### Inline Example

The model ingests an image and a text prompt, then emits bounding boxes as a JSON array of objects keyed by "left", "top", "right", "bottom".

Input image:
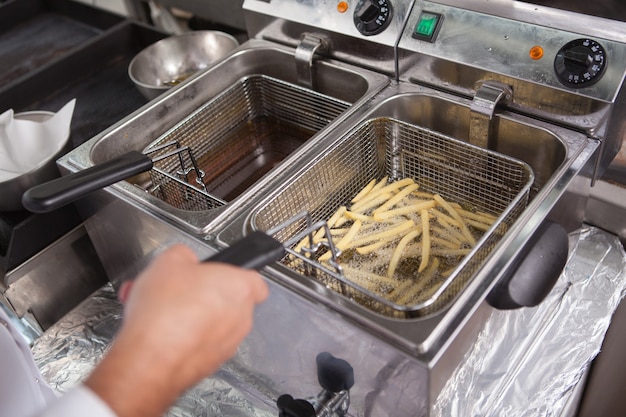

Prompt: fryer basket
[
  {"left": 251, "top": 117, "right": 534, "bottom": 318},
  {"left": 136, "top": 75, "right": 351, "bottom": 211}
]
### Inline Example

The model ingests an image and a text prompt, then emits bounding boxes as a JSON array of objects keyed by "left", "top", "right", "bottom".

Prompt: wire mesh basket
[
  {"left": 251, "top": 117, "right": 534, "bottom": 318},
  {"left": 135, "top": 75, "right": 351, "bottom": 211}
]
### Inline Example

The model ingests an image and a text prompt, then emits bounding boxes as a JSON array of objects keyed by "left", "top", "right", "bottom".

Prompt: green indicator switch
[{"left": 413, "top": 12, "right": 442, "bottom": 41}]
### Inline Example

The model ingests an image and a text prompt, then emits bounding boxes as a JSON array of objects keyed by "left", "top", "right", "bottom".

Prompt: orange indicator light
[
  {"left": 529, "top": 45, "right": 544, "bottom": 60},
  {"left": 337, "top": 1, "right": 349, "bottom": 13}
]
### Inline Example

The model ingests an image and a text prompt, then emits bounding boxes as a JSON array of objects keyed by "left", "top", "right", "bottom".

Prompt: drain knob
[
  {"left": 316, "top": 352, "right": 354, "bottom": 393},
  {"left": 353, "top": 0, "right": 393, "bottom": 36},
  {"left": 277, "top": 395, "right": 316, "bottom": 417},
  {"left": 276, "top": 353, "right": 354, "bottom": 417}
]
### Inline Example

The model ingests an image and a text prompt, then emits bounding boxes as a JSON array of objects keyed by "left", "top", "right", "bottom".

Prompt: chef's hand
[{"left": 84, "top": 245, "right": 269, "bottom": 417}]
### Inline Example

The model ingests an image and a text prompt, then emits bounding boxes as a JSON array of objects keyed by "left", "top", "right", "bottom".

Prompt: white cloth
[
  {"left": 0, "top": 99, "right": 75, "bottom": 181},
  {"left": 0, "top": 308, "right": 116, "bottom": 417},
  {"left": 33, "top": 385, "right": 116, "bottom": 417}
]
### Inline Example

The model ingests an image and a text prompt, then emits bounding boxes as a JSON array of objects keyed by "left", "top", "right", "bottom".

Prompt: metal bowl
[
  {"left": 128, "top": 30, "right": 239, "bottom": 100},
  {"left": 0, "top": 111, "right": 72, "bottom": 212}
]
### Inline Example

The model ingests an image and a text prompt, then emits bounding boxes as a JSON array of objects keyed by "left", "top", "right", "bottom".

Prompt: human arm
[{"left": 80, "top": 244, "right": 269, "bottom": 417}]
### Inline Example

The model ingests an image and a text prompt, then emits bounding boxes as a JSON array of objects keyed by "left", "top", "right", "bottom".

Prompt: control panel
[
  {"left": 243, "top": 0, "right": 410, "bottom": 47},
  {"left": 397, "top": 1, "right": 626, "bottom": 101}
]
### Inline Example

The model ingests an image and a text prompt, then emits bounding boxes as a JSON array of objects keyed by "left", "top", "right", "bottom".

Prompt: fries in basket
[{"left": 294, "top": 177, "right": 497, "bottom": 306}]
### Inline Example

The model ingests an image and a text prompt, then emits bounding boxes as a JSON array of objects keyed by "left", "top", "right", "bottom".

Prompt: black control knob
[
  {"left": 554, "top": 38, "right": 607, "bottom": 87},
  {"left": 353, "top": 0, "right": 393, "bottom": 36},
  {"left": 316, "top": 352, "right": 354, "bottom": 393}
]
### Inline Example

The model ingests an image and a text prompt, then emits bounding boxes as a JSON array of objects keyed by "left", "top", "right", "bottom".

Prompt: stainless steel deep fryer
[
  {"left": 251, "top": 117, "right": 533, "bottom": 317},
  {"left": 47, "top": 0, "right": 626, "bottom": 414}
]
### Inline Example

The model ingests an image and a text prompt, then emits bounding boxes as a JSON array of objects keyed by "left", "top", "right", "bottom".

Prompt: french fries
[
  {"left": 418, "top": 209, "right": 431, "bottom": 273},
  {"left": 388, "top": 229, "right": 421, "bottom": 278},
  {"left": 292, "top": 177, "right": 497, "bottom": 306}
]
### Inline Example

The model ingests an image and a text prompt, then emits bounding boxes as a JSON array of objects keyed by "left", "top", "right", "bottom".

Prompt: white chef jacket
[{"left": 0, "top": 308, "right": 116, "bottom": 417}]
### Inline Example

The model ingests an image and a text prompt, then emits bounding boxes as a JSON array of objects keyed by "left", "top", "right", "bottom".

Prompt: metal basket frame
[
  {"left": 252, "top": 117, "right": 534, "bottom": 318},
  {"left": 136, "top": 74, "right": 351, "bottom": 211}
]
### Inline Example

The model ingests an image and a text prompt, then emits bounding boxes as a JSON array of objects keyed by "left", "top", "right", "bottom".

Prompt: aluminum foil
[
  {"left": 30, "top": 225, "right": 626, "bottom": 416},
  {"left": 433, "top": 225, "right": 626, "bottom": 417},
  {"left": 30, "top": 286, "right": 275, "bottom": 417},
  {"left": 31, "top": 286, "right": 121, "bottom": 392}
]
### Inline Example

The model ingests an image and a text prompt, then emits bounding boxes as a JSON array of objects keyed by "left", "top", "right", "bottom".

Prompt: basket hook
[
  {"left": 295, "top": 34, "right": 327, "bottom": 89},
  {"left": 469, "top": 80, "right": 513, "bottom": 149}
]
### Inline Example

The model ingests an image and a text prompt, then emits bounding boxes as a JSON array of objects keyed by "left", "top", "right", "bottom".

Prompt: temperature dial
[
  {"left": 354, "top": 0, "right": 393, "bottom": 36},
  {"left": 554, "top": 38, "right": 607, "bottom": 87}
]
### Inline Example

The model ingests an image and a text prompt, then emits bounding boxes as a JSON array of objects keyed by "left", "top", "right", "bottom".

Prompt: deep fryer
[{"left": 48, "top": 0, "right": 626, "bottom": 415}]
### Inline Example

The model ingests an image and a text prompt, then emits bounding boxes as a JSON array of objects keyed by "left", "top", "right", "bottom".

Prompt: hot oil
[
  {"left": 185, "top": 116, "right": 315, "bottom": 201},
  {"left": 316, "top": 203, "right": 490, "bottom": 307}
]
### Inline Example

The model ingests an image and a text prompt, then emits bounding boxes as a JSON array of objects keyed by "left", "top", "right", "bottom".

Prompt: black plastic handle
[
  {"left": 487, "top": 220, "right": 569, "bottom": 310},
  {"left": 22, "top": 150, "right": 153, "bottom": 214},
  {"left": 205, "top": 231, "right": 285, "bottom": 270},
  {"left": 117, "top": 232, "right": 284, "bottom": 304}
]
